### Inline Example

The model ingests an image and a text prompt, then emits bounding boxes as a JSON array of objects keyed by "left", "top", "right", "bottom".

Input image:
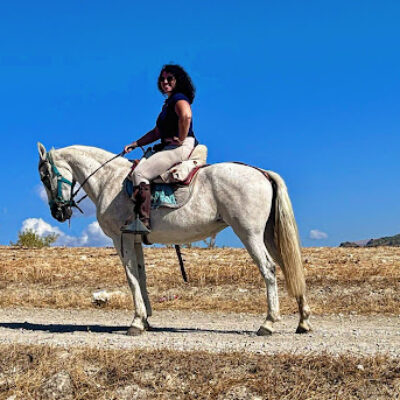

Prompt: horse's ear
[{"left": 37, "top": 142, "right": 47, "bottom": 161}]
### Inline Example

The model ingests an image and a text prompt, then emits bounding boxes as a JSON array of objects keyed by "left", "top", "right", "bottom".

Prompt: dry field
[
  {"left": 0, "top": 245, "right": 399, "bottom": 399},
  {"left": 0, "top": 345, "right": 399, "bottom": 399},
  {"left": 0, "top": 245, "right": 399, "bottom": 315}
]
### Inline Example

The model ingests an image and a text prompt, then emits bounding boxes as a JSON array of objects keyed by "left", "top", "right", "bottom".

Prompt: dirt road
[{"left": 0, "top": 308, "right": 398, "bottom": 357}]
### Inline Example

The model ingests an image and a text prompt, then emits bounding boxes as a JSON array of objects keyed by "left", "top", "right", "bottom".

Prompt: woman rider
[{"left": 121, "top": 64, "right": 197, "bottom": 234}]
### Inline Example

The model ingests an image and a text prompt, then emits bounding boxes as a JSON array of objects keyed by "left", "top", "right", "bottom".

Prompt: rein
[{"left": 71, "top": 151, "right": 125, "bottom": 207}]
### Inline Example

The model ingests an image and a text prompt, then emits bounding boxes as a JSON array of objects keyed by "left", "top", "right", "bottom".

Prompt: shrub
[
  {"left": 203, "top": 234, "right": 217, "bottom": 249},
  {"left": 10, "top": 229, "right": 59, "bottom": 248}
]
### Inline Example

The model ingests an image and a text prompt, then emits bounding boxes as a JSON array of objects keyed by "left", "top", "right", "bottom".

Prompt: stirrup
[{"left": 120, "top": 216, "right": 151, "bottom": 234}]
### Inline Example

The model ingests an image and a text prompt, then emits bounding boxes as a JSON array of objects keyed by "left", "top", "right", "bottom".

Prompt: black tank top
[{"left": 156, "top": 92, "right": 196, "bottom": 144}]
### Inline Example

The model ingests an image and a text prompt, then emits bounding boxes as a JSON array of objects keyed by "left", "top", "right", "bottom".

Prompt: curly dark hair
[{"left": 157, "top": 64, "right": 196, "bottom": 104}]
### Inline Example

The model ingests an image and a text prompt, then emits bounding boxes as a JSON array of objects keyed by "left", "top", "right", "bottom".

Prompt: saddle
[
  {"left": 155, "top": 144, "right": 208, "bottom": 184},
  {"left": 125, "top": 144, "right": 208, "bottom": 208},
  {"left": 128, "top": 144, "right": 207, "bottom": 185}
]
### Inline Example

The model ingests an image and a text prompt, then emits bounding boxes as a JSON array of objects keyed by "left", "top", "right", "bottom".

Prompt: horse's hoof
[
  {"left": 296, "top": 322, "right": 312, "bottom": 334},
  {"left": 126, "top": 326, "right": 144, "bottom": 336},
  {"left": 257, "top": 326, "right": 273, "bottom": 336},
  {"left": 143, "top": 320, "right": 152, "bottom": 331}
]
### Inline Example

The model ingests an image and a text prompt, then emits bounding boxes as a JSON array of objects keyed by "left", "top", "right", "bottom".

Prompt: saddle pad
[
  {"left": 123, "top": 179, "right": 177, "bottom": 209},
  {"left": 152, "top": 183, "right": 177, "bottom": 207}
]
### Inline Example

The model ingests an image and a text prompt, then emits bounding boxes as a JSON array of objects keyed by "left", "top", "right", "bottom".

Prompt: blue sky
[{"left": 1, "top": 1, "right": 399, "bottom": 247}]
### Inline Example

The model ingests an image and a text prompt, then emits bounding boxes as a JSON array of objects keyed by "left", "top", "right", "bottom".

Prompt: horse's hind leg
[
  {"left": 295, "top": 294, "right": 312, "bottom": 333},
  {"left": 264, "top": 219, "right": 312, "bottom": 334},
  {"left": 232, "top": 229, "right": 281, "bottom": 335},
  {"left": 254, "top": 243, "right": 281, "bottom": 336}
]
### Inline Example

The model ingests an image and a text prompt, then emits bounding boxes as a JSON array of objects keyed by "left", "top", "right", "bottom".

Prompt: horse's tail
[{"left": 265, "top": 170, "right": 305, "bottom": 298}]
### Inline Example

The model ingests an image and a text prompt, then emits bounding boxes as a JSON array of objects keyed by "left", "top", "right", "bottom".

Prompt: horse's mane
[
  {"left": 54, "top": 145, "right": 130, "bottom": 168},
  {"left": 63, "top": 145, "right": 117, "bottom": 157}
]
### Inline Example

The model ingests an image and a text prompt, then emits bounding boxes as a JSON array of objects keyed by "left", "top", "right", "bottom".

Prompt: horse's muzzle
[{"left": 51, "top": 203, "right": 72, "bottom": 222}]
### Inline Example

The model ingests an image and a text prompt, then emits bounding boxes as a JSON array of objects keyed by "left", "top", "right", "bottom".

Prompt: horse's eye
[{"left": 41, "top": 176, "right": 51, "bottom": 190}]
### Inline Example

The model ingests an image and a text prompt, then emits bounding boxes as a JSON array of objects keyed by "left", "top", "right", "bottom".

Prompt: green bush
[{"left": 10, "top": 229, "right": 59, "bottom": 248}]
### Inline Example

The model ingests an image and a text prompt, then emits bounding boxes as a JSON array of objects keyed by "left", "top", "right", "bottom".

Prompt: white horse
[{"left": 37, "top": 143, "right": 311, "bottom": 336}]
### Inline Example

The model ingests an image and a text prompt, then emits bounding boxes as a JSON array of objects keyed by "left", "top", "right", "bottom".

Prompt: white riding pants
[{"left": 132, "top": 137, "right": 195, "bottom": 186}]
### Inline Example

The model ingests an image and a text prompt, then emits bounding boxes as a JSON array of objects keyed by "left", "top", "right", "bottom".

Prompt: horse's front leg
[
  {"left": 134, "top": 238, "right": 152, "bottom": 318},
  {"left": 114, "top": 234, "right": 149, "bottom": 335}
]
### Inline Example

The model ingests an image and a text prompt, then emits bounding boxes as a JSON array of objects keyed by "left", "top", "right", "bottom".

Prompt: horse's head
[{"left": 37, "top": 142, "right": 74, "bottom": 222}]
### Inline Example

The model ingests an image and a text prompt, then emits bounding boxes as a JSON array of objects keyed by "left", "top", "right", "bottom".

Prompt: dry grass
[
  {"left": 0, "top": 246, "right": 399, "bottom": 315},
  {"left": 0, "top": 344, "right": 399, "bottom": 399}
]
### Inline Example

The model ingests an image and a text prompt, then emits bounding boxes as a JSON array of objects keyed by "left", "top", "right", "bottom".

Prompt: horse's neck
[{"left": 56, "top": 146, "right": 126, "bottom": 205}]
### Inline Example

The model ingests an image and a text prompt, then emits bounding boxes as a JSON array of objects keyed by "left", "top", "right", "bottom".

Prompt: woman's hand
[{"left": 123, "top": 141, "right": 138, "bottom": 154}]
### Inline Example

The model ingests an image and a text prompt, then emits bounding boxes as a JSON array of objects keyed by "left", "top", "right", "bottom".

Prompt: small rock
[
  {"left": 92, "top": 289, "right": 125, "bottom": 305},
  {"left": 40, "top": 371, "right": 73, "bottom": 399},
  {"left": 357, "top": 364, "right": 364, "bottom": 371},
  {"left": 82, "top": 362, "right": 101, "bottom": 376}
]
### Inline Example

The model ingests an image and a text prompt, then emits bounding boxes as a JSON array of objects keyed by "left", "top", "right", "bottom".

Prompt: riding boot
[
  {"left": 135, "top": 182, "right": 151, "bottom": 231},
  {"left": 121, "top": 183, "right": 151, "bottom": 234}
]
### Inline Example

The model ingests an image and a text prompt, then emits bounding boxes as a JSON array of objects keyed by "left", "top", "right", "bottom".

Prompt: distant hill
[
  {"left": 339, "top": 234, "right": 400, "bottom": 247},
  {"left": 366, "top": 234, "right": 400, "bottom": 247},
  {"left": 340, "top": 241, "right": 363, "bottom": 248}
]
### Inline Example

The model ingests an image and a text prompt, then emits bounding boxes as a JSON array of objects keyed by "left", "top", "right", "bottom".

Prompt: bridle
[{"left": 40, "top": 149, "right": 124, "bottom": 221}]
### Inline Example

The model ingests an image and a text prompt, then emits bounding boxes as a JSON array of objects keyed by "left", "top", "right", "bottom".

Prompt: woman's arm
[
  {"left": 175, "top": 100, "right": 192, "bottom": 143},
  {"left": 124, "top": 127, "right": 161, "bottom": 154}
]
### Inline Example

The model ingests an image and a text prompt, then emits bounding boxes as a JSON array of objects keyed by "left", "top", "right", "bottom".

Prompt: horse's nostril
[
  {"left": 51, "top": 204, "right": 69, "bottom": 222},
  {"left": 51, "top": 208, "right": 58, "bottom": 219}
]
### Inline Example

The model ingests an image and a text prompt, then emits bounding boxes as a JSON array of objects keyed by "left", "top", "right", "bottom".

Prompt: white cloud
[
  {"left": 309, "top": 229, "right": 328, "bottom": 240},
  {"left": 36, "top": 184, "right": 48, "bottom": 203},
  {"left": 22, "top": 218, "right": 63, "bottom": 237},
  {"left": 82, "top": 221, "right": 112, "bottom": 246},
  {"left": 20, "top": 218, "right": 112, "bottom": 247}
]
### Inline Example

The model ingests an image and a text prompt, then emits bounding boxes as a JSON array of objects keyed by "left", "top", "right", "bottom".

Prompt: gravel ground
[{"left": 0, "top": 307, "right": 399, "bottom": 357}]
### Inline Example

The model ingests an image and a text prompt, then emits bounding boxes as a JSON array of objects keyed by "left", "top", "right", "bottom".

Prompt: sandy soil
[{"left": 0, "top": 307, "right": 398, "bottom": 357}]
